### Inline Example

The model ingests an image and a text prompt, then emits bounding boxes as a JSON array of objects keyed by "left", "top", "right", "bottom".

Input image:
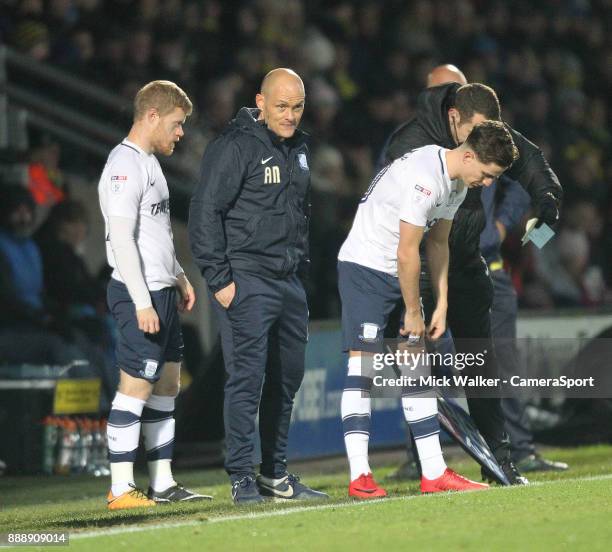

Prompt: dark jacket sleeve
[
  {"left": 188, "top": 134, "right": 246, "bottom": 293},
  {"left": 495, "top": 176, "right": 531, "bottom": 231},
  {"left": 505, "top": 126, "right": 563, "bottom": 224}
]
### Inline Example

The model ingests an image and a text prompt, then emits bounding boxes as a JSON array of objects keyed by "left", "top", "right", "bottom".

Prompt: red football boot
[
  {"left": 421, "top": 468, "right": 489, "bottom": 494},
  {"left": 348, "top": 473, "right": 388, "bottom": 499}
]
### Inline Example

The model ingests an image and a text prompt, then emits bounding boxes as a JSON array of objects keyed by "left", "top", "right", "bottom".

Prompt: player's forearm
[
  {"left": 175, "top": 260, "right": 184, "bottom": 278},
  {"left": 108, "top": 216, "right": 152, "bottom": 309},
  {"left": 397, "top": 245, "right": 421, "bottom": 314},
  {"left": 425, "top": 237, "right": 449, "bottom": 310}
]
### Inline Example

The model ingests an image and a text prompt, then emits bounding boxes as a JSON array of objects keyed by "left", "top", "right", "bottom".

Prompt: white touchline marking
[{"left": 72, "top": 473, "right": 612, "bottom": 540}]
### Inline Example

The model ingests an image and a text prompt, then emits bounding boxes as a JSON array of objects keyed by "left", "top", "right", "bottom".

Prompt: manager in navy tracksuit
[{"left": 189, "top": 69, "right": 327, "bottom": 504}]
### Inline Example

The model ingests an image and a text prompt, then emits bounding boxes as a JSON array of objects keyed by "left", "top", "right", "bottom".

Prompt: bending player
[{"left": 338, "top": 121, "right": 518, "bottom": 498}]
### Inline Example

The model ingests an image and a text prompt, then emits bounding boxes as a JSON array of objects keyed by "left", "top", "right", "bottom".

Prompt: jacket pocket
[
  {"left": 240, "top": 210, "right": 288, "bottom": 253},
  {"left": 227, "top": 214, "right": 261, "bottom": 251},
  {"left": 214, "top": 279, "right": 242, "bottom": 311},
  {"left": 254, "top": 211, "right": 289, "bottom": 248}
]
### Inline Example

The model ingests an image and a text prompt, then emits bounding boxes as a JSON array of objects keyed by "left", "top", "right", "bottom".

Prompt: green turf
[{"left": 1, "top": 445, "right": 611, "bottom": 551}]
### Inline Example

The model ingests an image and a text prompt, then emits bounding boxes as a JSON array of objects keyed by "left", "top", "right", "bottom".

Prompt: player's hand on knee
[
  {"left": 400, "top": 310, "right": 425, "bottom": 341},
  {"left": 215, "top": 282, "right": 236, "bottom": 309},
  {"left": 137, "top": 307, "right": 160, "bottom": 334}
]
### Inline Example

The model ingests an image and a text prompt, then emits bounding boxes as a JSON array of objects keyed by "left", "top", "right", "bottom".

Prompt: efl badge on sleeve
[{"left": 111, "top": 175, "right": 127, "bottom": 194}]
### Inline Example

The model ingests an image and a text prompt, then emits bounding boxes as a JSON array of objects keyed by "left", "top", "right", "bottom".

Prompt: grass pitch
[{"left": 1, "top": 445, "right": 611, "bottom": 551}]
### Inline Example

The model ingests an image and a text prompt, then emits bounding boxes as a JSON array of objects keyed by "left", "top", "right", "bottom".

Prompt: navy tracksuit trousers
[
  {"left": 210, "top": 270, "right": 308, "bottom": 480},
  {"left": 490, "top": 268, "right": 536, "bottom": 462}
]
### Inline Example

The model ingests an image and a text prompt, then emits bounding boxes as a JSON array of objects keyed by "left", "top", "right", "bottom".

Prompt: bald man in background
[
  {"left": 427, "top": 64, "right": 467, "bottom": 87},
  {"left": 189, "top": 69, "right": 328, "bottom": 503}
]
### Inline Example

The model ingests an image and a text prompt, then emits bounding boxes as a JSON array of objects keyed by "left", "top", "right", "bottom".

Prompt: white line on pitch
[{"left": 73, "top": 473, "right": 612, "bottom": 540}]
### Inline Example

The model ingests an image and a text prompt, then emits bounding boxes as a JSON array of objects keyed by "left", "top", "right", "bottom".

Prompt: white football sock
[
  {"left": 108, "top": 392, "right": 145, "bottom": 496},
  {"left": 142, "top": 394, "right": 177, "bottom": 492},
  {"left": 402, "top": 395, "right": 446, "bottom": 480},
  {"left": 342, "top": 356, "right": 372, "bottom": 481}
]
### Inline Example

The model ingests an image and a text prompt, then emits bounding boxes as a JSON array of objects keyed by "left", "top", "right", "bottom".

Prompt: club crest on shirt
[
  {"left": 142, "top": 359, "right": 158, "bottom": 378},
  {"left": 298, "top": 153, "right": 309, "bottom": 171},
  {"left": 359, "top": 322, "right": 380, "bottom": 343}
]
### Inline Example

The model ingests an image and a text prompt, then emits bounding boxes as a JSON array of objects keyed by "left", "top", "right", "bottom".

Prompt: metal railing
[{"left": 0, "top": 46, "right": 194, "bottom": 195}]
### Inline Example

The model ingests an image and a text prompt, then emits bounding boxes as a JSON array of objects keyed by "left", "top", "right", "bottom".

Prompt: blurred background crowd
[{"left": 1, "top": 0, "right": 611, "bottom": 321}]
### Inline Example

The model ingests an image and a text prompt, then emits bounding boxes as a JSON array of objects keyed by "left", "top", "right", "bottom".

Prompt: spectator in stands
[
  {"left": 533, "top": 201, "right": 609, "bottom": 307},
  {"left": 35, "top": 200, "right": 108, "bottom": 338},
  {"left": 0, "top": 184, "right": 75, "bottom": 361},
  {"left": 309, "top": 144, "right": 355, "bottom": 318},
  {"left": 11, "top": 19, "right": 50, "bottom": 61},
  {"left": 0, "top": 185, "right": 45, "bottom": 317},
  {"left": 27, "top": 133, "right": 66, "bottom": 225},
  {"left": 0, "top": 184, "right": 114, "bottom": 405},
  {"left": 3, "top": 0, "right": 611, "bottom": 313}
]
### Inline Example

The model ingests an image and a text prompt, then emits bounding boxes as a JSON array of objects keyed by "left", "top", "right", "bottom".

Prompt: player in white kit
[
  {"left": 337, "top": 121, "right": 518, "bottom": 498},
  {"left": 99, "top": 80, "right": 209, "bottom": 509}
]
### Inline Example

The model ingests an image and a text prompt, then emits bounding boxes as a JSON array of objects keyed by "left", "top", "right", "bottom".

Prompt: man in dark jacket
[
  {"left": 189, "top": 68, "right": 328, "bottom": 504},
  {"left": 381, "top": 81, "right": 562, "bottom": 485}
]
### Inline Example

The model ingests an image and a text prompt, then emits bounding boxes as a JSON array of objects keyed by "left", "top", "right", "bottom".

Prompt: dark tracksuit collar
[{"left": 415, "top": 82, "right": 461, "bottom": 149}]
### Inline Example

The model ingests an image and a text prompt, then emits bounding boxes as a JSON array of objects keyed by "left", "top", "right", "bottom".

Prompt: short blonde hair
[{"left": 134, "top": 80, "right": 193, "bottom": 121}]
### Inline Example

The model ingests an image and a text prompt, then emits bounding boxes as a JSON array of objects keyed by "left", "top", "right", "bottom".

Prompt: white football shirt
[
  {"left": 98, "top": 139, "right": 180, "bottom": 290},
  {"left": 338, "top": 145, "right": 467, "bottom": 276}
]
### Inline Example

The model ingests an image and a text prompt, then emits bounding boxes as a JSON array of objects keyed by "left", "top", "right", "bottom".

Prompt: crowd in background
[{"left": 1, "top": 0, "right": 611, "bottom": 318}]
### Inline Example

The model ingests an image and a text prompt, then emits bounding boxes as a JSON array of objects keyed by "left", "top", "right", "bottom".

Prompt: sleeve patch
[{"left": 111, "top": 175, "right": 128, "bottom": 194}]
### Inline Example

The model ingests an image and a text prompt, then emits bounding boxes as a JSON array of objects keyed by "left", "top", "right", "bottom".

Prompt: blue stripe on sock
[
  {"left": 108, "top": 408, "right": 141, "bottom": 426},
  {"left": 401, "top": 384, "right": 433, "bottom": 396},
  {"left": 342, "top": 413, "right": 371, "bottom": 434},
  {"left": 344, "top": 375, "right": 373, "bottom": 391},
  {"left": 146, "top": 439, "right": 174, "bottom": 461},
  {"left": 408, "top": 415, "right": 441, "bottom": 439},
  {"left": 141, "top": 407, "right": 174, "bottom": 423},
  {"left": 109, "top": 448, "right": 138, "bottom": 463}
]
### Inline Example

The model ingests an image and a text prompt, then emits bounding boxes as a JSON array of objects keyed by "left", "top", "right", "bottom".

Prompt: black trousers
[
  {"left": 210, "top": 270, "right": 308, "bottom": 480},
  {"left": 417, "top": 260, "right": 511, "bottom": 460},
  {"left": 490, "top": 268, "right": 536, "bottom": 462}
]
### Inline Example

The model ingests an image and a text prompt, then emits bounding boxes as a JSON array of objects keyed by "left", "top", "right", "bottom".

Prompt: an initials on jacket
[{"left": 264, "top": 166, "right": 281, "bottom": 184}]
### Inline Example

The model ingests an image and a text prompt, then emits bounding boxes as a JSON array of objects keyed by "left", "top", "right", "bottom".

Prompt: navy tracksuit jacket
[{"left": 189, "top": 108, "right": 311, "bottom": 479}]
